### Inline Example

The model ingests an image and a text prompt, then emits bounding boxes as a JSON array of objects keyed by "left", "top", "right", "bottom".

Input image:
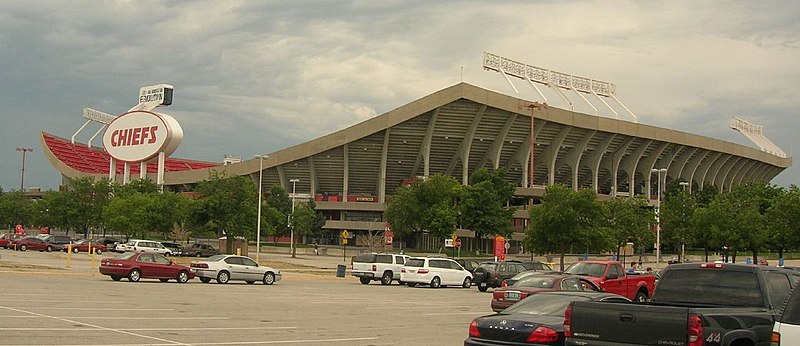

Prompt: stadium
[{"left": 40, "top": 70, "right": 792, "bottom": 250}]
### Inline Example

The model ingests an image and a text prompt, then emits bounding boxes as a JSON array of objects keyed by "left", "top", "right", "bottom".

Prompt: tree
[
  {"left": 146, "top": 191, "right": 193, "bottom": 240},
  {"left": 661, "top": 182, "right": 695, "bottom": 261},
  {"left": 766, "top": 186, "right": 800, "bottom": 261},
  {"left": 526, "top": 184, "right": 608, "bottom": 270},
  {"left": 460, "top": 168, "right": 516, "bottom": 251},
  {"left": 291, "top": 201, "right": 326, "bottom": 244},
  {"left": 264, "top": 185, "right": 291, "bottom": 241},
  {"left": 603, "top": 196, "right": 655, "bottom": 261},
  {"left": 103, "top": 193, "right": 152, "bottom": 239},
  {"left": 0, "top": 191, "right": 33, "bottom": 230},
  {"left": 193, "top": 172, "right": 257, "bottom": 253},
  {"left": 53, "top": 177, "right": 111, "bottom": 237}
]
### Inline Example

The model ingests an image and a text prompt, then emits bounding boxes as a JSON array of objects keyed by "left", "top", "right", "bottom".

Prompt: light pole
[
  {"left": 651, "top": 168, "right": 667, "bottom": 269},
  {"left": 679, "top": 181, "right": 689, "bottom": 262},
  {"left": 255, "top": 154, "right": 268, "bottom": 263},
  {"left": 16, "top": 147, "right": 33, "bottom": 191},
  {"left": 289, "top": 178, "right": 299, "bottom": 258}
]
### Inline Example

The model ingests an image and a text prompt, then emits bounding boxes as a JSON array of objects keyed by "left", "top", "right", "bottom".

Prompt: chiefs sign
[{"left": 102, "top": 110, "right": 183, "bottom": 162}]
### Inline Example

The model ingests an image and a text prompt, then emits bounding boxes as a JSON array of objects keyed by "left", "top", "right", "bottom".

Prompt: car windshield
[
  {"left": 116, "top": 252, "right": 137, "bottom": 260},
  {"left": 514, "top": 276, "right": 558, "bottom": 288},
  {"left": 206, "top": 255, "right": 227, "bottom": 262},
  {"left": 478, "top": 263, "right": 497, "bottom": 271},
  {"left": 564, "top": 262, "right": 606, "bottom": 277},
  {"left": 504, "top": 294, "right": 589, "bottom": 315}
]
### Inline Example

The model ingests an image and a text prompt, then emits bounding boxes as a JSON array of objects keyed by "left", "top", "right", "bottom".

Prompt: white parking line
[
  {"left": 191, "top": 337, "right": 380, "bottom": 345},
  {"left": 0, "top": 327, "right": 295, "bottom": 331},
  {"left": 25, "top": 307, "right": 173, "bottom": 311},
  {"left": 0, "top": 316, "right": 229, "bottom": 320},
  {"left": 0, "top": 305, "right": 188, "bottom": 345}
]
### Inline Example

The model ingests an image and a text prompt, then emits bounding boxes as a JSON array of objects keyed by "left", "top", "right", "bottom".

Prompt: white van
[
  {"left": 400, "top": 257, "right": 472, "bottom": 288},
  {"left": 121, "top": 239, "right": 173, "bottom": 256}
]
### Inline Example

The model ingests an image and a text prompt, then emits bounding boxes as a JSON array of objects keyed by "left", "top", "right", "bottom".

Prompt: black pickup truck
[{"left": 565, "top": 263, "right": 800, "bottom": 346}]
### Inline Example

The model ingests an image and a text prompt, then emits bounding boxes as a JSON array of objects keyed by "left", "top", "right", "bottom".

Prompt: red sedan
[
  {"left": 10, "top": 236, "right": 61, "bottom": 252},
  {"left": 0, "top": 233, "right": 22, "bottom": 249},
  {"left": 64, "top": 239, "right": 108, "bottom": 254},
  {"left": 491, "top": 274, "right": 599, "bottom": 312},
  {"left": 99, "top": 252, "right": 195, "bottom": 283}
]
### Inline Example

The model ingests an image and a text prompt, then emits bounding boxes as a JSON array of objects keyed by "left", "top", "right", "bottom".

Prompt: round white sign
[{"left": 103, "top": 111, "right": 172, "bottom": 162}]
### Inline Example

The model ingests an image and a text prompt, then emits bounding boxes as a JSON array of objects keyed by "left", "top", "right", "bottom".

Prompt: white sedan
[
  {"left": 400, "top": 257, "right": 472, "bottom": 288},
  {"left": 190, "top": 254, "right": 282, "bottom": 285}
]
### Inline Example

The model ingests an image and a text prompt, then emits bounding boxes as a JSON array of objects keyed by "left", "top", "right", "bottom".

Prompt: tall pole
[
  {"left": 16, "top": 147, "right": 33, "bottom": 191},
  {"left": 255, "top": 155, "right": 267, "bottom": 263},
  {"left": 651, "top": 168, "right": 667, "bottom": 269},
  {"left": 289, "top": 178, "right": 299, "bottom": 258},
  {"left": 679, "top": 181, "right": 689, "bottom": 263}
]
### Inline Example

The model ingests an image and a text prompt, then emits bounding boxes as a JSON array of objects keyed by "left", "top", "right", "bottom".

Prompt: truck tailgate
[{"left": 569, "top": 301, "right": 690, "bottom": 345}]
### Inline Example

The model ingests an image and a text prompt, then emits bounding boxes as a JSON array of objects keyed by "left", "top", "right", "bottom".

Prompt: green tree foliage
[
  {"left": 526, "top": 184, "right": 607, "bottom": 270},
  {"left": 766, "top": 186, "right": 800, "bottom": 260},
  {"left": 52, "top": 177, "right": 111, "bottom": 236},
  {"left": 384, "top": 174, "right": 463, "bottom": 246},
  {"left": 264, "top": 185, "right": 291, "bottom": 240},
  {"left": 291, "top": 201, "right": 326, "bottom": 242},
  {"left": 112, "top": 179, "right": 160, "bottom": 197},
  {"left": 460, "top": 168, "right": 516, "bottom": 249},
  {"left": 603, "top": 196, "right": 655, "bottom": 258},
  {"left": 0, "top": 191, "right": 33, "bottom": 229},
  {"left": 103, "top": 193, "right": 151, "bottom": 239},
  {"left": 661, "top": 181, "right": 696, "bottom": 260},
  {"left": 146, "top": 191, "right": 193, "bottom": 240},
  {"left": 193, "top": 172, "right": 257, "bottom": 252}
]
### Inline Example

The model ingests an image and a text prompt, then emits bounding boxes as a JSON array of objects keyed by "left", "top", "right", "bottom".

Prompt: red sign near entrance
[{"left": 494, "top": 236, "right": 505, "bottom": 260}]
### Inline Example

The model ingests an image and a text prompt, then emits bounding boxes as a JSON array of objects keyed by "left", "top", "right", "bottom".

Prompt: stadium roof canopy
[{"left": 42, "top": 83, "right": 791, "bottom": 200}]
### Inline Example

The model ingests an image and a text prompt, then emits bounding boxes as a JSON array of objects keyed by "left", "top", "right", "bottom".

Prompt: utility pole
[{"left": 16, "top": 147, "right": 33, "bottom": 191}]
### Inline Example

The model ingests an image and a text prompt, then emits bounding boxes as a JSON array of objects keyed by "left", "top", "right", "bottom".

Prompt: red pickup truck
[{"left": 563, "top": 260, "right": 655, "bottom": 302}]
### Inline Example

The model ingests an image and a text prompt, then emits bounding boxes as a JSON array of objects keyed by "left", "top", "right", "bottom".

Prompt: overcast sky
[{"left": 1, "top": 1, "right": 798, "bottom": 192}]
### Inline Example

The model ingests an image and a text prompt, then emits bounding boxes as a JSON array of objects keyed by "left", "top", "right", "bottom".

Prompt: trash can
[{"left": 336, "top": 265, "right": 346, "bottom": 278}]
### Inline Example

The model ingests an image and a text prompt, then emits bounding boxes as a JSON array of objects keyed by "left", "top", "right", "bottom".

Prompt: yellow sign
[
  {"left": 452, "top": 232, "right": 458, "bottom": 241},
  {"left": 341, "top": 230, "right": 349, "bottom": 238},
  {"left": 343, "top": 238, "right": 348, "bottom": 245}
]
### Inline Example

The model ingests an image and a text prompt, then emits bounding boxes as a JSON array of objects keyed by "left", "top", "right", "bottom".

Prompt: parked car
[
  {"left": 64, "top": 239, "right": 108, "bottom": 254},
  {"left": 190, "top": 254, "right": 281, "bottom": 285},
  {"left": 119, "top": 239, "right": 173, "bottom": 256},
  {"left": 490, "top": 274, "right": 599, "bottom": 312},
  {"left": 772, "top": 286, "right": 800, "bottom": 345},
  {"left": 455, "top": 258, "right": 483, "bottom": 276},
  {"left": 0, "top": 233, "right": 23, "bottom": 249},
  {"left": 563, "top": 260, "right": 656, "bottom": 302},
  {"left": 161, "top": 242, "right": 184, "bottom": 256},
  {"left": 99, "top": 252, "right": 194, "bottom": 283},
  {"left": 465, "top": 291, "right": 630, "bottom": 346},
  {"left": 473, "top": 260, "right": 554, "bottom": 292},
  {"left": 183, "top": 243, "right": 219, "bottom": 258},
  {"left": 400, "top": 257, "right": 472, "bottom": 289},
  {"left": 351, "top": 252, "right": 409, "bottom": 285},
  {"left": 11, "top": 236, "right": 62, "bottom": 252},
  {"left": 41, "top": 234, "right": 73, "bottom": 248},
  {"left": 501, "top": 269, "right": 561, "bottom": 287},
  {"left": 93, "top": 237, "right": 125, "bottom": 252}
]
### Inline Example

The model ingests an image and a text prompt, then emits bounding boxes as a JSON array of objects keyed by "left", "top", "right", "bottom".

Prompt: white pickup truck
[{"left": 352, "top": 253, "right": 409, "bottom": 285}]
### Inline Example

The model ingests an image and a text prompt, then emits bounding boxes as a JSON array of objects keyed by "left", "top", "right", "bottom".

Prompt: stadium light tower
[
  {"left": 16, "top": 147, "right": 33, "bottom": 191},
  {"left": 255, "top": 154, "right": 269, "bottom": 263},
  {"left": 651, "top": 168, "right": 667, "bottom": 269},
  {"left": 289, "top": 178, "right": 300, "bottom": 258}
]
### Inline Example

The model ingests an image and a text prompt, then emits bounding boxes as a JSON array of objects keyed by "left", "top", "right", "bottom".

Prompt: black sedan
[{"left": 465, "top": 291, "right": 630, "bottom": 345}]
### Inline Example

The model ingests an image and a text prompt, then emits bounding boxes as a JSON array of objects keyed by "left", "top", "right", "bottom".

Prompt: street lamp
[
  {"left": 16, "top": 147, "right": 33, "bottom": 191},
  {"left": 289, "top": 178, "right": 300, "bottom": 258},
  {"left": 651, "top": 168, "right": 667, "bottom": 269},
  {"left": 678, "top": 181, "right": 689, "bottom": 262},
  {"left": 255, "top": 154, "right": 268, "bottom": 263}
]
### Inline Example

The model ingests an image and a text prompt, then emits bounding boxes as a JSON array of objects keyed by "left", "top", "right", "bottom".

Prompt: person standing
[{"left": 314, "top": 243, "right": 319, "bottom": 256}]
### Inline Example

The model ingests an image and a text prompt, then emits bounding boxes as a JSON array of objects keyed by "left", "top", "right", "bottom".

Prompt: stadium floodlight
[
  {"left": 729, "top": 117, "right": 787, "bottom": 158},
  {"left": 482, "top": 51, "right": 638, "bottom": 122}
]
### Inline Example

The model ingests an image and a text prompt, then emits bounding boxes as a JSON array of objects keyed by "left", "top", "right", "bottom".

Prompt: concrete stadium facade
[{"left": 42, "top": 83, "right": 792, "bottom": 246}]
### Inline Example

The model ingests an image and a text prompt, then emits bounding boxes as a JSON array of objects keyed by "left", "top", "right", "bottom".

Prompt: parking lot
[{"left": 0, "top": 250, "right": 489, "bottom": 345}]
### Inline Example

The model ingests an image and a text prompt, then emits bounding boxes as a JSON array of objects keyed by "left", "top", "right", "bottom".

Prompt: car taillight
[
  {"left": 563, "top": 304, "right": 573, "bottom": 338},
  {"left": 772, "top": 331, "right": 781, "bottom": 345},
  {"left": 700, "top": 263, "right": 722, "bottom": 269},
  {"left": 191, "top": 263, "right": 209, "bottom": 269},
  {"left": 468, "top": 320, "right": 480, "bottom": 337},
  {"left": 372, "top": 264, "right": 376, "bottom": 271},
  {"left": 418, "top": 269, "right": 429, "bottom": 274},
  {"left": 687, "top": 313, "right": 704, "bottom": 346},
  {"left": 526, "top": 326, "right": 558, "bottom": 343},
  {"left": 493, "top": 291, "right": 504, "bottom": 299},
  {"left": 401, "top": 268, "right": 406, "bottom": 273},
  {"left": 501, "top": 280, "right": 508, "bottom": 287}
]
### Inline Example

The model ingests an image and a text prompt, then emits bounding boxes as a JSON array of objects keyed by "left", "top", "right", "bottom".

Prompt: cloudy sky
[{"left": 1, "top": 1, "right": 798, "bottom": 191}]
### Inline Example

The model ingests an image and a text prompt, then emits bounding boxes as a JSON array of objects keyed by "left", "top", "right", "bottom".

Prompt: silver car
[{"left": 190, "top": 254, "right": 281, "bottom": 285}]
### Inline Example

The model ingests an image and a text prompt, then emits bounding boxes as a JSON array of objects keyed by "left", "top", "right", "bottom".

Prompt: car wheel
[
  {"left": 359, "top": 277, "right": 371, "bottom": 285},
  {"left": 217, "top": 271, "right": 230, "bottom": 284},
  {"left": 20, "top": 245, "right": 27, "bottom": 251},
  {"left": 478, "top": 285, "right": 488, "bottom": 292},
  {"left": 263, "top": 272, "right": 276, "bottom": 285},
  {"left": 95, "top": 249, "right": 103, "bottom": 255},
  {"left": 635, "top": 291, "right": 648, "bottom": 303},
  {"left": 128, "top": 269, "right": 141, "bottom": 282},
  {"left": 159, "top": 278, "right": 169, "bottom": 283},
  {"left": 177, "top": 271, "right": 189, "bottom": 283},
  {"left": 72, "top": 247, "right": 79, "bottom": 254},
  {"left": 46, "top": 246, "right": 53, "bottom": 252},
  {"left": 380, "top": 271, "right": 393, "bottom": 285},
  {"left": 200, "top": 277, "right": 211, "bottom": 284},
  {"left": 110, "top": 275, "right": 122, "bottom": 281},
  {"left": 431, "top": 276, "right": 441, "bottom": 288},
  {"left": 462, "top": 277, "right": 472, "bottom": 288}
]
